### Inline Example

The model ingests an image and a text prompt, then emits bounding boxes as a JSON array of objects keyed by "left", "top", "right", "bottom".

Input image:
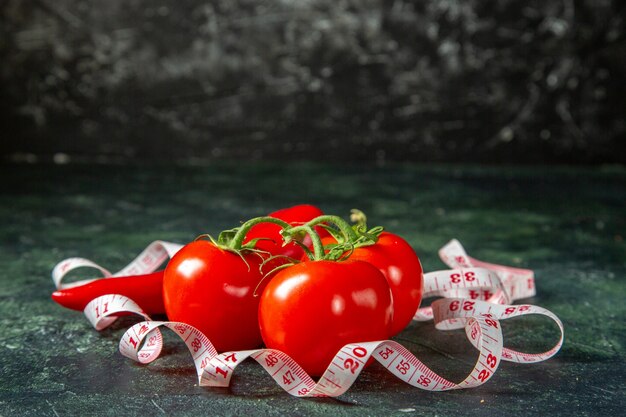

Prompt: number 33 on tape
[{"left": 78, "top": 239, "right": 564, "bottom": 397}]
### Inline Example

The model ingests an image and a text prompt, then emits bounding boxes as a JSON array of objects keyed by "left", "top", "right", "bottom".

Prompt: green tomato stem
[
  {"left": 229, "top": 216, "right": 292, "bottom": 250},
  {"left": 350, "top": 209, "right": 368, "bottom": 233},
  {"left": 303, "top": 215, "right": 358, "bottom": 243},
  {"left": 283, "top": 225, "right": 325, "bottom": 261}
]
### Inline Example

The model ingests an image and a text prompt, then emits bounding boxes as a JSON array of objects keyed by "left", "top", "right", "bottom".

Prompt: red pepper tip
[{"left": 51, "top": 288, "right": 81, "bottom": 310}]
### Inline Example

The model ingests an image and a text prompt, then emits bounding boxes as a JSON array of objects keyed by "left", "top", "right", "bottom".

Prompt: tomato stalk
[
  {"left": 196, "top": 216, "right": 292, "bottom": 257},
  {"left": 282, "top": 225, "right": 325, "bottom": 261},
  {"left": 301, "top": 212, "right": 383, "bottom": 258},
  {"left": 349, "top": 209, "right": 384, "bottom": 242},
  {"left": 228, "top": 216, "right": 292, "bottom": 251},
  {"left": 302, "top": 215, "right": 358, "bottom": 242}
]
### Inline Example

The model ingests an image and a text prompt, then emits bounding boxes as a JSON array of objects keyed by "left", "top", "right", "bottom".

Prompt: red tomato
[
  {"left": 258, "top": 260, "right": 393, "bottom": 376},
  {"left": 340, "top": 232, "right": 423, "bottom": 336},
  {"left": 243, "top": 204, "right": 329, "bottom": 259},
  {"left": 163, "top": 240, "right": 277, "bottom": 352}
]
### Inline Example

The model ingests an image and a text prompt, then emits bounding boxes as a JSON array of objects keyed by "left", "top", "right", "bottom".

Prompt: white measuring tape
[{"left": 52, "top": 239, "right": 564, "bottom": 397}]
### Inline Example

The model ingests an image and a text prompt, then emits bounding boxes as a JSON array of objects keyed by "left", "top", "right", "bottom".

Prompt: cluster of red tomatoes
[{"left": 163, "top": 205, "right": 423, "bottom": 376}]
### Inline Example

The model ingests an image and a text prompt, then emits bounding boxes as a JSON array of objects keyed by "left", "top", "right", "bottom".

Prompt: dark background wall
[{"left": 1, "top": 0, "right": 624, "bottom": 165}]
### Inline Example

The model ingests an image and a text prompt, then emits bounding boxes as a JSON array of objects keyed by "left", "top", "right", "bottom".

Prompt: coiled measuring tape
[{"left": 52, "top": 239, "right": 564, "bottom": 397}]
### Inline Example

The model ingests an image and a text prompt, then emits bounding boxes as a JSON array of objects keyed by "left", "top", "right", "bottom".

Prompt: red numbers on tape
[
  {"left": 450, "top": 270, "right": 476, "bottom": 283},
  {"left": 57, "top": 239, "right": 564, "bottom": 397}
]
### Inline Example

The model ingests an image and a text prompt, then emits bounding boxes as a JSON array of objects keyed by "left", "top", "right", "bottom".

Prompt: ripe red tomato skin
[
  {"left": 341, "top": 232, "right": 423, "bottom": 336},
  {"left": 258, "top": 260, "right": 393, "bottom": 377},
  {"left": 243, "top": 204, "right": 329, "bottom": 259},
  {"left": 163, "top": 240, "right": 271, "bottom": 352},
  {"left": 320, "top": 232, "right": 423, "bottom": 337}
]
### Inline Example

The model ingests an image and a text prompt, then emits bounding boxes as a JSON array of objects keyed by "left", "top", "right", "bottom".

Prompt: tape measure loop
[
  {"left": 52, "top": 257, "right": 112, "bottom": 290},
  {"left": 119, "top": 321, "right": 164, "bottom": 364},
  {"left": 491, "top": 304, "right": 565, "bottom": 363}
]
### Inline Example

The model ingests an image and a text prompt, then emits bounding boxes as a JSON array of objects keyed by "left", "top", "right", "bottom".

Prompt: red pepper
[{"left": 51, "top": 271, "right": 165, "bottom": 314}]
